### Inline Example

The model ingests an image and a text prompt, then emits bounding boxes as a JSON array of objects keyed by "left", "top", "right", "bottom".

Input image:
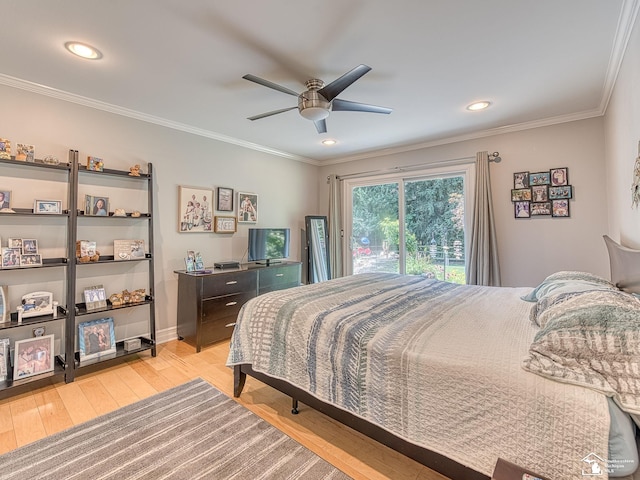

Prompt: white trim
[{"left": 155, "top": 326, "right": 179, "bottom": 345}]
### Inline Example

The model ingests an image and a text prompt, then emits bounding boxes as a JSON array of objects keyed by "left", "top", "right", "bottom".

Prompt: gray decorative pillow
[{"left": 521, "top": 270, "right": 617, "bottom": 303}]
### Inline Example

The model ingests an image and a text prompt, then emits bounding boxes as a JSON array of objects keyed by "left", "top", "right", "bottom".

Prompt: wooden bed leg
[
  {"left": 233, "top": 365, "right": 246, "bottom": 397},
  {"left": 291, "top": 398, "right": 299, "bottom": 415}
]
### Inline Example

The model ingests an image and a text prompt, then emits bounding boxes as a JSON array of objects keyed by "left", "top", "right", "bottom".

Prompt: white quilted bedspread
[{"left": 227, "top": 273, "right": 612, "bottom": 479}]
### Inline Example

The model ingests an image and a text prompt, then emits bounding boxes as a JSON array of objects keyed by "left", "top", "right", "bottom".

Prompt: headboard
[{"left": 603, "top": 235, "right": 640, "bottom": 294}]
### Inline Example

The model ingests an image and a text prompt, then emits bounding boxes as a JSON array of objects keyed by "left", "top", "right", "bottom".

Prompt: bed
[{"left": 227, "top": 235, "right": 640, "bottom": 480}]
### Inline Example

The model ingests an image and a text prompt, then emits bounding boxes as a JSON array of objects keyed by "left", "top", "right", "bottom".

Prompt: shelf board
[
  {"left": 0, "top": 208, "right": 70, "bottom": 217},
  {"left": 75, "top": 297, "right": 153, "bottom": 316},
  {"left": 2, "top": 307, "right": 67, "bottom": 331},
  {"left": 76, "top": 254, "right": 152, "bottom": 265},
  {"left": 77, "top": 164, "right": 150, "bottom": 179},
  {"left": 77, "top": 211, "right": 151, "bottom": 218},
  {"left": 1, "top": 258, "right": 69, "bottom": 270},
  {"left": 75, "top": 336, "right": 154, "bottom": 370},
  {"left": 0, "top": 363, "right": 66, "bottom": 397},
  {"left": 0, "top": 156, "right": 71, "bottom": 171}
]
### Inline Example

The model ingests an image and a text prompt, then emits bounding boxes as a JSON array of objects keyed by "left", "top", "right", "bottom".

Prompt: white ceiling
[{"left": 1, "top": 1, "right": 636, "bottom": 164}]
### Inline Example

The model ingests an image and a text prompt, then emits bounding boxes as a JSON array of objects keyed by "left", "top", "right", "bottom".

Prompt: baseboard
[{"left": 155, "top": 326, "right": 178, "bottom": 345}]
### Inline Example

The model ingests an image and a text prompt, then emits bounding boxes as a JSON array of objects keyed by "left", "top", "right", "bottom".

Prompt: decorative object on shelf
[
  {"left": 131, "top": 210, "right": 141, "bottom": 217},
  {"left": 84, "top": 285, "right": 107, "bottom": 311},
  {"left": 113, "top": 208, "right": 126, "bottom": 217},
  {"left": 0, "top": 338, "right": 9, "bottom": 381},
  {"left": 195, "top": 252, "right": 204, "bottom": 271},
  {"left": 1, "top": 247, "right": 21, "bottom": 268},
  {"left": 84, "top": 194, "right": 109, "bottom": 216},
  {"left": 0, "top": 285, "right": 7, "bottom": 323},
  {"left": 0, "top": 138, "right": 11, "bottom": 160},
  {"left": 34, "top": 199, "right": 62, "bottom": 214},
  {"left": 632, "top": 141, "right": 640, "bottom": 209},
  {"left": 87, "top": 156, "right": 104, "bottom": 171},
  {"left": 42, "top": 155, "right": 59, "bottom": 165},
  {"left": 510, "top": 167, "right": 573, "bottom": 219},
  {"left": 128, "top": 164, "right": 141, "bottom": 176},
  {"left": 13, "top": 334, "right": 55, "bottom": 379},
  {"left": 76, "top": 240, "right": 100, "bottom": 262},
  {"left": 32, "top": 326, "right": 46, "bottom": 337},
  {"left": 21, "top": 291, "right": 54, "bottom": 318},
  {"left": 178, "top": 186, "right": 213, "bottom": 233},
  {"left": 0, "top": 190, "right": 12, "bottom": 210},
  {"left": 123, "top": 337, "right": 141, "bottom": 351},
  {"left": 22, "top": 239, "right": 37, "bottom": 254},
  {"left": 216, "top": 187, "right": 234, "bottom": 212},
  {"left": 78, "top": 317, "right": 116, "bottom": 365},
  {"left": 108, "top": 288, "right": 145, "bottom": 307},
  {"left": 20, "top": 253, "right": 42, "bottom": 267},
  {"left": 7, "top": 238, "right": 22, "bottom": 250},
  {"left": 16, "top": 143, "right": 35, "bottom": 162},
  {"left": 113, "top": 239, "right": 145, "bottom": 261},
  {"left": 238, "top": 192, "right": 258, "bottom": 223},
  {"left": 214, "top": 216, "right": 236, "bottom": 233}
]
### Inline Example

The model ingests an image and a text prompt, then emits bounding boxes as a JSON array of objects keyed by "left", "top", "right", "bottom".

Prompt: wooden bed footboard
[{"left": 233, "top": 363, "right": 489, "bottom": 480}]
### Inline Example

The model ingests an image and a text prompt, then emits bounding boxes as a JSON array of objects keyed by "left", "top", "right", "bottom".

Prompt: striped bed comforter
[{"left": 227, "top": 273, "right": 610, "bottom": 479}]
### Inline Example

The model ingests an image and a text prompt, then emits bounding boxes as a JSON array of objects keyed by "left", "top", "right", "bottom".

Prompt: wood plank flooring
[{"left": 0, "top": 340, "right": 450, "bottom": 480}]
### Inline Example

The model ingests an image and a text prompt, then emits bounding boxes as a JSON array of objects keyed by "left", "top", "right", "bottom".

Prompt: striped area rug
[{"left": 0, "top": 378, "right": 351, "bottom": 480}]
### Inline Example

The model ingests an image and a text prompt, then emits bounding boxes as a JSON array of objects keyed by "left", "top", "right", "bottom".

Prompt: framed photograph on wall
[
  {"left": 13, "top": 334, "right": 55, "bottom": 379},
  {"left": 549, "top": 185, "right": 573, "bottom": 199},
  {"left": 514, "top": 201, "right": 531, "bottom": 218},
  {"left": 531, "top": 185, "right": 548, "bottom": 202},
  {"left": 78, "top": 317, "right": 116, "bottom": 364},
  {"left": 237, "top": 192, "right": 258, "bottom": 223},
  {"left": 178, "top": 186, "right": 213, "bottom": 233},
  {"left": 214, "top": 216, "right": 237, "bottom": 233},
  {"left": 34, "top": 199, "right": 62, "bottom": 214},
  {"left": 531, "top": 202, "right": 551, "bottom": 216},
  {"left": 529, "top": 172, "right": 551, "bottom": 186},
  {"left": 84, "top": 195, "right": 109, "bottom": 216},
  {"left": 552, "top": 199, "right": 570, "bottom": 217},
  {"left": 511, "top": 188, "right": 532, "bottom": 202},
  {"left": 550, "top": 167, "right": 568, "bottom": 186},
  {"left": 216, "top": 187, "right": 234, "bottom": 212},
  {"left": 513, "top": 172, "right": 529, "bottom": 189}
]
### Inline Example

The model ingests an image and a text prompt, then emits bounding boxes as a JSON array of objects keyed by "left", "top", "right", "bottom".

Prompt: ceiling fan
[{"left": 242, "top": 64, "right": 392, "bottom": 134}]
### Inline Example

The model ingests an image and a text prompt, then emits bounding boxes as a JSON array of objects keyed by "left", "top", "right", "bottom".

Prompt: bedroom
[{"left": 0, "top": 1, "right": 639, "bottom": 479}]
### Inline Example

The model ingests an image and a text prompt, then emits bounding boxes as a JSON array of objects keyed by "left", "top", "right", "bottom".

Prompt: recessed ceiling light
[
  {"left": 322, "top": 139, "right": 337, "bottom": 146},
  {"left": 466, "top": 101, "right": 491, "bottom": 111},
  {"left": 65, "top": 41, "right": 102, "bottom": 60}
]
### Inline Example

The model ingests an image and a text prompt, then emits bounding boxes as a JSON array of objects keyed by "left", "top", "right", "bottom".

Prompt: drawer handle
[
  {"left": 225, "top": 322, "right": 236, "bottom": 328},
  {"left": 226, "top": 301, "right": 238, "bottom": 306},
  {"left": 276, "top": 273, "right": 284, "bottom": 277},
  {"left": 226, "top": 280, "right": 238, "bottom": 285}
]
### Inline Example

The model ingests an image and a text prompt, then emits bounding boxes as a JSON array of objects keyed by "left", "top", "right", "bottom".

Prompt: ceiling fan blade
[
  {"left": 242, "top": 74, "right": 300, "bottom": 97},
  {"left": 314, "top": 119, "right": 327, "bottom": 134},
  {"left": 248, "top": 106, "right": 297, "bottom": 121},
  {"left": 317, "top": 64, "right": 372, "bottom": 102},
  {"left": 332, "top": 98, "right": 392, "bottom": 114}
]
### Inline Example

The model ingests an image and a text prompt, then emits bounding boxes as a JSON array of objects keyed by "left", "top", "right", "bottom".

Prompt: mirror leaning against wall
[{"left": 305, "top": 215, "right": 331, "bottom": 283}]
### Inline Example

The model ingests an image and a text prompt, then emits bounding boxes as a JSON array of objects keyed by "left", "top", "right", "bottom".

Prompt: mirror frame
[{"left": 305, "top": 215, "right": 331, "bottom": 283}]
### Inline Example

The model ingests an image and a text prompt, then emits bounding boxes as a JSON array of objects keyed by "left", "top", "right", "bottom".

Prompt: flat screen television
[{"left": 247, "top": 228, "right": 290, "bottom": 265}]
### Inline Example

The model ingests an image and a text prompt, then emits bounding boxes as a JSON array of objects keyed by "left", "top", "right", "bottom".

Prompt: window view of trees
[{"left": 351, "top": 176, "right": 466, "bottom": 283}]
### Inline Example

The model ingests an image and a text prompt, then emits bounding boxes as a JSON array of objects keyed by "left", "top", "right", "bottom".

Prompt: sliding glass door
[{"left": 344, "top": 165, "right": 473, "bottom": 283}]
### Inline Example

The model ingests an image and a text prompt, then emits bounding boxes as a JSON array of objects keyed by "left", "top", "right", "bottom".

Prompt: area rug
[{"left": 0, "top": 378, "right": 351, "bottom": 479}]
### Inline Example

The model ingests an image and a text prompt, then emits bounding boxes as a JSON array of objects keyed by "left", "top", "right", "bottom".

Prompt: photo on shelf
[
  {"left": 0, "top": 138, "right": 10, "bottom": 160},
  {"left": 84, "top": 195, "right": 109, "bottom": 216},
  {"left": 86, "top": 156, "right": 104, "bottom": 171},
  {"left": 78, "top": 317, "right": 116, "bottom": 365},
  {"left": 84, "top": 285, "right": 107, "bottom": 311},
  {"left": 34, "top": 199, "right": 62, "bottom": 214},
  {"left": 1, "top": 247, "right": 21, "bottom": 268},
  {"left": 113, "top": 239, "right": 145, "bottom": 261},
  {"left": 21, "top": 291, "right": 54, "bottom": 318},
  {"left": 15, "top": 144, "right": 35, "bottom": 162},
  {"left": 7, "top": 238, "right": 21, "bottom": 250},
  {"left": 0, "top": 190, "right": 11, "bottom": 210},
  {"left": 13, "top": 334, "right": 55, "bottom": 380},
  {"left": 20, "top": 254, "right": 42, "bottom": 267},
  {"left": 0, "top": 338, "right": 9, "bottom": 382},
  {"left": 22, "top": 239, "right": 37, "bottom": 254}
]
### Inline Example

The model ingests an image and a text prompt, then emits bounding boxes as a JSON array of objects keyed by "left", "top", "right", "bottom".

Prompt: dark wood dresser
[{"left": 175, "top": 262, "right": 301, "bottom": 352}]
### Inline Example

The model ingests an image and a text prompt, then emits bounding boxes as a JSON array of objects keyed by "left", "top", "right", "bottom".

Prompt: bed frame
[{"left": 233, "top": 236, "right": 640, "bottom": 480}]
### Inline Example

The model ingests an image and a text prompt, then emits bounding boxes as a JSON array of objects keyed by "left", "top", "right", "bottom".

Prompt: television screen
[{"left": 248, "top": 228, "right": 290, "bottom": 265}]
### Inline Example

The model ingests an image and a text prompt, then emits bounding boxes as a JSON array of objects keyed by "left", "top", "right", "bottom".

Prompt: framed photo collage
[{"left": 511, "top": 167, "right": 572, "bottom": 219}]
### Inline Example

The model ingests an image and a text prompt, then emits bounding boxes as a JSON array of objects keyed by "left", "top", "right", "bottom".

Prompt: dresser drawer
[
  {"left": 201, "top": 291, "right": 255, "bottom": 324},
  {"left": 199, "top": 317, "right": 236, "bottom": 345},
  {"left": 258, "top": 264, "right": 301, "bottom": 288},
  {"left": 202, "top": 271, "right": 257, "bottom": 298}
]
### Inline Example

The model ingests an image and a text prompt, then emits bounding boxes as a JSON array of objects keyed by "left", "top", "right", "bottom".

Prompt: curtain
[
  {"left": 466, "top": 151, "right": 501, "bottom": 286},
  {"left": 328, "top": 174, "right": 343, "bottom": 278}
]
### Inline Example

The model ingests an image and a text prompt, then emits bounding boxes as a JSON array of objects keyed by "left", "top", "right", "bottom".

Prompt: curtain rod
[{"left": 329, "top": 152, "right": 501, "bottom": 181}]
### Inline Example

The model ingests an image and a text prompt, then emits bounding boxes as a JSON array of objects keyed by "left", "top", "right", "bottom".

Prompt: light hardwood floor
[{"left": 0, "top": 340, "right": 450, "bottom": 480}]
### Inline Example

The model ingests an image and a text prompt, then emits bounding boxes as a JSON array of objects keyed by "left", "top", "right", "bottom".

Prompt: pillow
[
  {"left": 522, "top": 289, "right": 640, "bottom": 415},
  {"left": 521, "top": 270, "right": 617, "bottom": 302}
]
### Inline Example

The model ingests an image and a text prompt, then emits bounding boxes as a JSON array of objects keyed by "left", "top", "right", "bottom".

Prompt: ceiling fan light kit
[{"left": 243, "top": 64, "right": 392, "bottom": 133}]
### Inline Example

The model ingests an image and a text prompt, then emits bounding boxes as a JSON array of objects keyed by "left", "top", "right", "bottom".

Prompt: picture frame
[
  {"left": 86, "top": 156, "right": 104, "bottom": 171},
  {"left": 0, "top": 190, "right": 11, "bottom": 210},
  {"left": 529, "top": 172, "right": 551, "bottom": 186},
  {"left": 78, "top": 317, "right": 116, "bottom": 365},
  {"left": 549, "top": 185, "right": 573, "bottom": 199},
  {"left": 7, "top": 238, "right": 22, "bottom": 250},
  {"left": 0, "top": 138, "right": 10, "bottom": 160},
  {"left": 178, "top": 186, "right": 213, "bottom": 233},
  {"left": 34, "top": 199, "right": 62, "bottom": 214},
  {"left": 0, "top": 339, "right": 9, "bottom": 382},
  {"left": 0, "top": 285, "right": 7, "bottom": 323},
  {"left": 531, "top": 185, "right": 548, "bottom": 202},
  {"left": 216, "top": 187, "right": 234, "bottom": 212},
  {"left": 113, "top": 239, "right": 145, "bottom": 261},
  {"left": 552, "top": 199, "right": 570, "bottom": 217},
  {"left": 550, "top": 167, "right": 568, "bottom": 186},
  {"left": 237, "top": 192, "right": 258, "bottom": 223},
  {"left": 13, "top": 334, "right": 55, "bottom": 379},
  {"left": 513, "top": 172, "right": 529, "bottom": 189},
  {"left": 21, "top": 291, "right": 54, "bottom": 318},
  {"left": 20, "top": 254, "right": 42, "bottom": 267},
  {"left": 531, "top": 202, "right": 552, "bottom": 216},
  {"left": 84, "top": 195, "right": 109, "bottom": 216},
  {"left": 511, "top": 188, "right": 532, "bottom": 202},
  {"left": 1, "top": 247, "right": 21, "bottom": 268},
  {"left": 514, "top": 201, "right": 531, "bottom": 218},
  {"left": 16, "top": 144, "right": 35, "bottom": 162},
  {"left": 21, "top": 239, "right": 37, "bottom": 254},
  {"left": 214, "top": 216, "right": 237, "bottom": 233},
  {"left": 84, "top": 284, "right": 107, "bottom": 311}
]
